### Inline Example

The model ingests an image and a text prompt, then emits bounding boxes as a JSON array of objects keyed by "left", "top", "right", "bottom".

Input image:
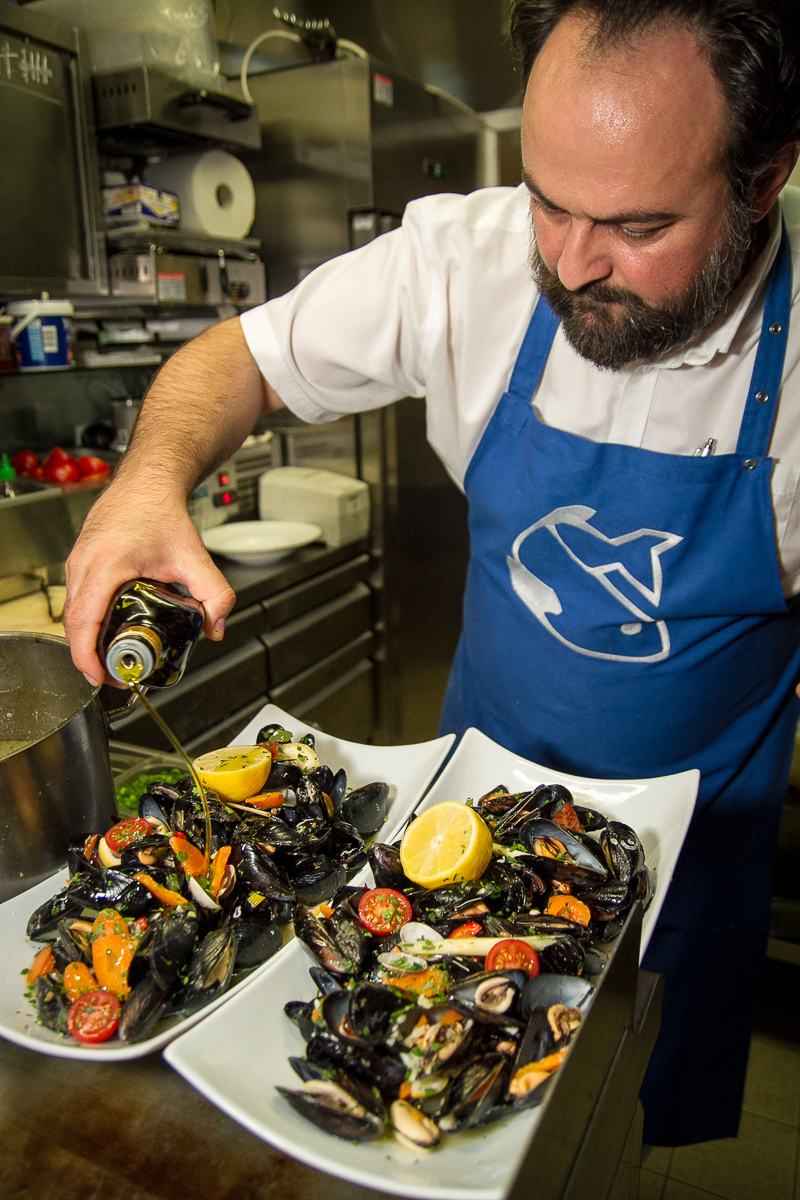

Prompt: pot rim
[{"left": 0, "top": 631, "right": 102, "bottom": 758}]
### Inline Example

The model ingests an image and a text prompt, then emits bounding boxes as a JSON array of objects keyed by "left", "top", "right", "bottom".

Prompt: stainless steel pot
[{"left": 0, "top": 632, "right": 120, "bottom": 903}]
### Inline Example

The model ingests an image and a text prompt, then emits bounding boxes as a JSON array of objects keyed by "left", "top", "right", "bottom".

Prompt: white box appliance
[{"left": 258, "top": 467, "right": 370, "bottom": 547}]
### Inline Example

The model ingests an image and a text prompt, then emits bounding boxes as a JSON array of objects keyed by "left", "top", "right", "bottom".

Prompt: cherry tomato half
[
  {"left": 66, "top": 990, "right": 120, "bottom": 1043},
  {"left": 552, "top": 802, "right": 581, "bottom": 833},
  {"left": 485, "top": 938, "right": 540, "bottom": 979},
  {"left": 105, "top": 817, "right": 151, "bottom": 855},
  {"left": 358, "top": 887, "right": 412, "bottom": 935},
  {"left": 448, "top": 921, "right": 483, "bottom": 939}
]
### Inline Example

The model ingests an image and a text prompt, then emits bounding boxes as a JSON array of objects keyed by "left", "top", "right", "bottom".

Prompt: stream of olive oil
[{"left": 131, "top": 683, "right": 213, "bottom": 874}]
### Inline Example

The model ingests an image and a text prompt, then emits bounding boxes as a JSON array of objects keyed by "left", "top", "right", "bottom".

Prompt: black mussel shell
[
  {"left": 322, "top": 989, "right": 360, "bottom": 1045},
  {"left": 35, "top": 974, "right": 68, "bottom": 1032},
  {"left": 298, "top": 733, "right": 316, "bottom": 749},
  {"left": 285, "top": 1004, "right": 316, "bottom": 1041},
  {"left": 138, "top": 790, "right": 171, "bottom": 827},
  {"left": 367, "top": 843, "right": 412, "bottom": 892},
  {"left": 601, "top": 821, "right": 644, "bottom": 883},
  {"left": 294, "top": 906, "right": 357, "bottom": 977},
  {"left": 340, "top": 782, "right": 390, "bottom": 836},
  {"left": 348, "top": 981, "right": 404, "bottom": 1045},
  {"left": 257, "top": 723, "right": 291, "bottom": 744},
  {"left": 572, "top": 805, "right": 608, "bottom": 833},
  {"left": 306, "top": 1027, "right": 406, "bottom": 1096},
  {"left": 326, "top": 820, "right": 367, "bottom": 871},
  {"left": 265, "top": 759, "right": 304, "bottom": 790},
  {"left": 26, "top": 890, "right": 78, "bottom": 941},
  {"left": 520, "top": 974, "right": 594, "bottom": 1021},
  {"left": 276, "top": 1078, "right": 385, "bottom": 1142},
  {"left": 538, "top": 935, "right": 585, "bottom": 976},
  {"left": 309, "top": 965, "right": 342, "bottom": 996},
  {"left": 514, "top": 913, "right": 593, "bottom": 942},
  {"left": 67, "top": 868, "right": 153, "bottom": 916},
  {"left": 592, "top": 913, "right": 627, "bottom": 943},
  {"left": 149, "top": 906, "right": 199, "bottom": 989},
  {"left": 630, "top": 865, "right": 654, "bottom": 910},
  {"left": 185, "top": 927, "right": 236, "bottom": 999},
  {"left": 236, "top": 843, "right": 295, "bottom": 903},
  {"left": 311, "top": 764, "right": 334, "bottom": 796},
  {"left": 440, "top": 1053, "right": 507, "bottom": 1131},
  {"left": 519, "top": 818, "right": 607, "bottom": 885},
  {"left": 118, "top": 975, "right": 169, "bottom": 1043},
  {"left": 293, "top": 856, "right": 347, "bottom": 907},
  {"left": 447, "top": 969, "right": 528, "bottom": 1026},
  {"left": 52, "top": 920, "right": 88, "bottom": 972},
  {"left": 328, "top": 907, "right": 371, "bottom": 971},
  {"left": 579, "top": 881, "right": 631, "bottom": 921},
  {"left": 329, "top": 768, "right": 347, "bottom": 810}
]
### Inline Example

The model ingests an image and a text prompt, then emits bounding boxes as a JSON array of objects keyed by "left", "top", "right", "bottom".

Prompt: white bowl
[{"left": 201, "top": 520, "right": 322, "bottom": 565}]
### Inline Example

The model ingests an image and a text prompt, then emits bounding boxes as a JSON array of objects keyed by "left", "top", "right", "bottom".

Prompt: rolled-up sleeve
[{"left": 239, "top": 214, "right": 432, "bottom": 424}]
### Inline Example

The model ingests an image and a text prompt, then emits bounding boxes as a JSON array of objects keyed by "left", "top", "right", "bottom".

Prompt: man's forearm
[{"left": 115, "top": 316, "right": 284, "bottom": 496}]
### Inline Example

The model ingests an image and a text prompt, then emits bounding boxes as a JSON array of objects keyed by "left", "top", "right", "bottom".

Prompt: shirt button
[{"left": 743, "top": 460, "right": 758, "bottom": 470}]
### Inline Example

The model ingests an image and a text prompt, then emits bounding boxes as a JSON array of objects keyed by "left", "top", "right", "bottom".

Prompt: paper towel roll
[{"left": 143, "top": 149, "right": 256, "bottom": 240}]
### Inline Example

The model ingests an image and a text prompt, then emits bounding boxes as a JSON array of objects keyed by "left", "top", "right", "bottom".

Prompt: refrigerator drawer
[
  {"left": 261, "top": 555, "right": 371, "bottom": 630},
  {"left": 261, "top": 583, "right": 372, "bottom": 686}
]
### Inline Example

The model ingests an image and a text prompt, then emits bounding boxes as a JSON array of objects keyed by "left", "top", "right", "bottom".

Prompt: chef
[{"left": 64, "top": 0, "right": 800, "bottom": 1147}]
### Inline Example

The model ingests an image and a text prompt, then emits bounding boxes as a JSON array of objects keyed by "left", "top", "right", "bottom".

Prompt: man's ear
[{"left": 751, "top": 141, "right": 800, "bottom": 221}]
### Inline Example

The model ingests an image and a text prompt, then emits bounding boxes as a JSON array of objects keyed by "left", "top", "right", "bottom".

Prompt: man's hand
[
  {"left": 62, "top": 316, "right": 284, "bottom": 685},
  {"left": 64, "top": 484, "right": 236, "bottom": 686}
]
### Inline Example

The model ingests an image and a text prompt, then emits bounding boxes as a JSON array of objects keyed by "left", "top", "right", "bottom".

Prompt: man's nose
[{"left": 557, "top": 222, "right": 612, "bottom": 292}]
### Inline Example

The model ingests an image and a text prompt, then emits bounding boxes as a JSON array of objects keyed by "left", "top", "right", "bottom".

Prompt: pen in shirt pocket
[{"left": 694, "top": 438, "right": 717, "bottom": 457}]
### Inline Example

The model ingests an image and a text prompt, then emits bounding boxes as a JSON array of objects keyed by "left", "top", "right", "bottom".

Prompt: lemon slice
[
  {"left": 400, "top": 801, "right": 493, "bottom": 888},
  {"left": 192, "top": 745, "right": 272, "bottom": 804}
]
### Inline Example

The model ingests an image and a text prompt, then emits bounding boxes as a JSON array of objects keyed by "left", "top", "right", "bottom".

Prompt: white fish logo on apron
[{"left": 507, "top": 505, "right": 683, "bottom": 662}]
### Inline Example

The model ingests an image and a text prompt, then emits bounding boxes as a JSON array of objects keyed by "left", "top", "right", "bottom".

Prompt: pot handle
[{"left": 100, "top": 685, "right": 146, "bottom": 726}]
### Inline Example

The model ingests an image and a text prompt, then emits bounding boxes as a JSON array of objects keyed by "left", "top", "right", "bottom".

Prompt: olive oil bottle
[{"left": 98, "top": 578, "right": 205, "bottom": 688}]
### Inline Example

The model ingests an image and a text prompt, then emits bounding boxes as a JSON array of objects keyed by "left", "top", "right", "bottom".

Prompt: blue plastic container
[{"left": 9, "top": 296, "right": 74, "bottom": 371}]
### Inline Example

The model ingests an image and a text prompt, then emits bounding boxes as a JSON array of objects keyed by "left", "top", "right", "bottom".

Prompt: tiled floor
[{"left": 641, "top": 960, "right": 800, "bottom": 1200}]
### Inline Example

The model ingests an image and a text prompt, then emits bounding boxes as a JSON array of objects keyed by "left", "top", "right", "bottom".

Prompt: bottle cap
[{"left": 0, "top": 453, "right": 15, "bottom": 482}]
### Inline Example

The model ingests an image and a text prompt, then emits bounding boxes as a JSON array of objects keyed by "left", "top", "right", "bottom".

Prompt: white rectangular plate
[
  {"left": 0, "top": 704, "right": 453, "bottom": 1061},
  {"left": 164, "top": 727, "right": 698, "bottom": 1199}
]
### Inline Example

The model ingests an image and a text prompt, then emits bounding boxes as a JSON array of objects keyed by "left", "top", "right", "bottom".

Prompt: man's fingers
[{"left": 174, "top": 552, "right": 236, "bottom": 640}]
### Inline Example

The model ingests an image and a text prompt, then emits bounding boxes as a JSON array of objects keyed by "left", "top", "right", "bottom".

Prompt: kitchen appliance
[
  {"left": 259, "top": 467, "right": 370, "bottom": 547},
  {"left": 187, "top": 455, "right": 239, "bottom": 532},
  {"left": 107, "top": 239, "right": 265, "bottom": 307},
  {"left": 0, "top": 0, "right": 106, "bottom": 297},
  {"left": 0, "top": 632, "right": 118, "bottom": 903}
]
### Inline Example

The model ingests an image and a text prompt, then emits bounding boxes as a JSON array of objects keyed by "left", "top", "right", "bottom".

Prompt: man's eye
[{"left": 620, "top": 225, "right": 664, "bottom": 240}]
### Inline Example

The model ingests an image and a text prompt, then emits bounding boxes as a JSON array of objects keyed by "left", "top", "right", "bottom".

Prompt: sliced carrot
[
  {"left": 169, "top": 832, "right": 206, "bottom": 878},
  {"left": 91, "top": 908, "right": 135, "bottom": 999},
  {"left": 399, "top": 1081, "right": 412, "bottom": 1100},
  {"left": 245, "top": 791, "right": 285, "bottom": 809},
  {"left": 135, "top": 872, "right": 188, "bottom": 906},
  {"left": 209, "top": 845, "right": 232, "bottom": 898},
  {"left": 545, "top": 894, "right": 591, "bottom": 926},
  {"left": 26, "top": 946, "right": 55, "bottom": 987},
  {"left": 83, "top": 833, "right": 99, "bottom": 862},
  {"left": 529, "top": 1048, "right": 568, "bottom": 1073},
  {"left": 63, "top": 961, "right": 98, "bottom": 1001}
]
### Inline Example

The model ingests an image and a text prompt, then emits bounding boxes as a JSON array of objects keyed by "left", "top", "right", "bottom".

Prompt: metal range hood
[{"left": 93, "top": 65, "right": 261, "bottom": 151}]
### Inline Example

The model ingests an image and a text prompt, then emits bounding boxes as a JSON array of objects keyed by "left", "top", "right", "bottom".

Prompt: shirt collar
[{"left": 655, "top": 203, "right": 782, "bottom": 369}]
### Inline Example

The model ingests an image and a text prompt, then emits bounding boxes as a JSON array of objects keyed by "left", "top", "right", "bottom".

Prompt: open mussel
[
  {"left": 438, "top": 1054, "right": 507, "bottom": 1132},
  {"left": 447, "top": 970, "right": 528, "bottom": 1027},
  {"left": 600, "top": 821, "right": 645, "bottom": 883},
  {"left": 149, "top": 905, "right": 199, "bottom": 989},
  {"left": 118, "top": 975, "right": 169, "bottom": 1043},
  {"left": 520, "top": 974, "right": 594, "bottom": 1021},
  {"left": 390, "top": 1099, "right": 440, "bottom": 1151},
  {"left": 35, "top": 974, "right": 69, "bottom": 1032},
  {"left": 519, "top": 818, "right": 607, "bottom": 886},
  {"left": 294, "top": 905, "right": 358, "bottom": 977},
  {"left": 184, "top": 927, "right": 236, "bottom": 1002},
  {"left": 278, "top": 1074, "right": 387, "bottom": 1142}
]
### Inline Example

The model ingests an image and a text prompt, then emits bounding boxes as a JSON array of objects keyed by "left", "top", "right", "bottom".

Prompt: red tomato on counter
[
  {"left": 358, "top": 888, "right": 412, "bottom": 935},
  {"left": 44, "top": 460, "right": 80, "bottom": 483},
  {"left": 66, "top": 991, "right": 120, "bottom": 1043},
  {"left": 77, "top": 455, "right": 110, "bottom": 478},
  {"left": 485, "top": 938, "right": 540, "bottom": 979},
  {"left": 11, "top": 450, "right": 38, "bottom": 475}
]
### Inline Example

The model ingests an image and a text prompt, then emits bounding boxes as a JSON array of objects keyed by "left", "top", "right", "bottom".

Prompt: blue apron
[{"left": 440, "top": 225, "right": 798, "bottom": 1144}]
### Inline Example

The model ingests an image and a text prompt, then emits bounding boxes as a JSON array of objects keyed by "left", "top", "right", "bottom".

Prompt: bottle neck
[{"left": 105, "top": 625, "right": 164, "bottom": 685}]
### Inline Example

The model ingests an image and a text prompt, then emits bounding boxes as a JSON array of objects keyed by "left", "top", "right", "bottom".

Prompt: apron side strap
[
  {"left": 507, "top": 295, "right": 560, "bottom": 402},
  {"left": 735, "top": 218, "right": 792, "bottom": 458}
]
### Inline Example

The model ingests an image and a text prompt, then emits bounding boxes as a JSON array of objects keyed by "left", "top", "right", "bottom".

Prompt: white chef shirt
[{"left": 240, "top": 183, "right": 800, "bottom": 595}]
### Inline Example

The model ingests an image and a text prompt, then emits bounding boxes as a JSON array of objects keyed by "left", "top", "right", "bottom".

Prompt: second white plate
[{"left": 164, "top": 728, "right": 698, "bottom": 1198}]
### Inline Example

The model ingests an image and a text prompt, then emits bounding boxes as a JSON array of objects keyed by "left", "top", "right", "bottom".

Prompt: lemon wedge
[
  {"left": 400, "top": 801, "right": 493, "bottom": 888},
  {"left": 192, "top": 745, "right": 271, "bottom": 804}
]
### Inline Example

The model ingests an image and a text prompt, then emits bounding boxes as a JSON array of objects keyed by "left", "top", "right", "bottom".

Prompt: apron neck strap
[
  {"left": 507, "top": 295, "right": 560, "bottom": 400},
  {"left": 735, "top": 217, "right": 792, "bottom": 457}
]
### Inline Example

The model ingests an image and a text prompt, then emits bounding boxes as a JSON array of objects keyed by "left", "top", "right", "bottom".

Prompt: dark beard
[{"left": 529, "top": 201, "right": 754, "bottom": 370}]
